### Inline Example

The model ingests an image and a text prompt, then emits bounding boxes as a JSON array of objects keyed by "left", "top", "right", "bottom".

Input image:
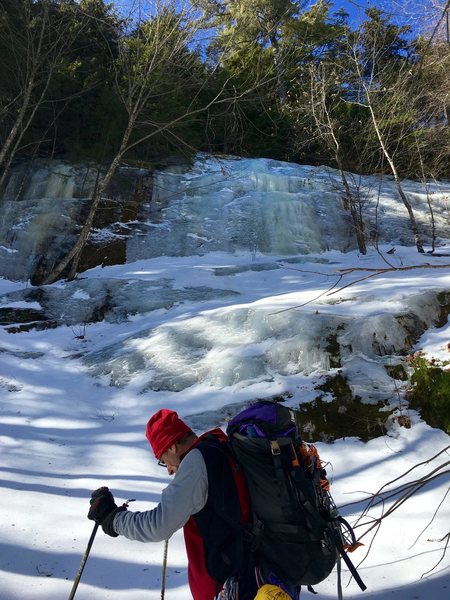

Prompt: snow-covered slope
[{"left": 0, "top": 156, "right": 449, "bottom": 599}]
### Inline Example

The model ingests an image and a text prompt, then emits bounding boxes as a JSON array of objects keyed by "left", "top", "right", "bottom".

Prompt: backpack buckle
[{"left": 270, "top": 440, "right": 281, "bottom": 455}]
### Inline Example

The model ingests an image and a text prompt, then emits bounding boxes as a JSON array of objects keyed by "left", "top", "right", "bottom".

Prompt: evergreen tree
[
  {"left": 51, "top": 0, "right": 124, "bottom": 160},
  {"left": 0, "top": 1, "right": 85, "bottom": 184},
  {"left": 194, "top": 0, "right": 301, "bottom": 105}
]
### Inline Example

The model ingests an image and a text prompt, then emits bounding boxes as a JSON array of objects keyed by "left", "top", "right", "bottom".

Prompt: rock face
[{"left": 0, "top": 160, "right": 154, "bottom": 282}]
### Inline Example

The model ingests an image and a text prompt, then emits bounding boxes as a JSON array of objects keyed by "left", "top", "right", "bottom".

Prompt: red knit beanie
[{"left": 145, "top": 409, "right": 193, "bottom": 459}]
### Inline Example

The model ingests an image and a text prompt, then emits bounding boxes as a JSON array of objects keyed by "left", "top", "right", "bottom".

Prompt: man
[{"left": 88, "top": 408, "right": 257, "bottom": 600}]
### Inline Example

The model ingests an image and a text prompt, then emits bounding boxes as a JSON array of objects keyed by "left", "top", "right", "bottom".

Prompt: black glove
[{"left": 88, "top": 487, "right": 126, "bottom": 537}]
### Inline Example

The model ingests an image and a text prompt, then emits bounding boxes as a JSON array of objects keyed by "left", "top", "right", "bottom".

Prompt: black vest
[{"left": 193, "top": 436, "right": 247, "bottom": 585}]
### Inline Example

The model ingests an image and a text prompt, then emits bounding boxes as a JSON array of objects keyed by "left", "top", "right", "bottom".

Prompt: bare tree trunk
[
  {"left": 366, "top": 98, "right": 424, "bottom": 253},
  {"left": 0, "top": 71, "right": 54, "bottom": 188},
  {"left": 0, "top": 1, "right": 48, "bottom": 181},
  {"left": 0, "top": 1, "right": 86, "bottom": 188},
  {"left": 337, "top": 158, "right": 367, "bottom": 255},
  {"left": 348, "top": 32, "right": 425, "bottom": 254},
  {"left": 0, "top": 78, "right": 35, "bottom": 179},
  {"left": 415, "top": 135, "right": 436, "bottom": 253},
  {"left": 41, "top": 118, "right": 135, "bottom": 285},
  {"left": 308, "top": 65, "right": 367, "bottom": 254},
  {"left": 269, "top": 34, "right": 287, "bottom": 105}
]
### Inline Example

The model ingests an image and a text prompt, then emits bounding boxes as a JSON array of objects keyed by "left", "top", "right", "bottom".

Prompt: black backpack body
[{"left": 226, "top": 401, "right": 366, "bottom": 592}]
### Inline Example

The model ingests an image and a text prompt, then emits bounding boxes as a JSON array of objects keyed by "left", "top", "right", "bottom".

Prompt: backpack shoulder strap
[{"left": 196, "top": 435, "right": 252, "bottom": 526}]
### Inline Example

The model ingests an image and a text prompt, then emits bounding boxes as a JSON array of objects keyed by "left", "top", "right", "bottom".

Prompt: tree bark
[
  {"left": 269, "top": 33, "right": 287, "bottom": 105},
  {"left": 366, "top": 97, "right": 424, "bottom": 253},
  {"left": 0, "top": 2, "right": 47, "bottom": 184},
  {"left": 308, "top": 65, "right": 367, "bottom": 254},
  {"left": 41, "top": 118, "right": 135, "bottom": 285}
]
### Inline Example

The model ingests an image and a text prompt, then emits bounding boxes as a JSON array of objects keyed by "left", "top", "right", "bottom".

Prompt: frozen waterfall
[
  {"left": 1, "top": 155, "right": 450, "bottom": 281},
  {"left": 128, "top": 156, "right": 450, "bottom": 261}
]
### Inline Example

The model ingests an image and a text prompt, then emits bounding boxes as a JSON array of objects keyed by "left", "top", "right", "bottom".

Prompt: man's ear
[{"left": 167, "top": 443, "right": 178, "bottom": 455}]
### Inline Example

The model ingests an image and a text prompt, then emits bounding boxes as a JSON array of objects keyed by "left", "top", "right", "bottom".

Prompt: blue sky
[
  {"left": 329, "top": 1, "right": 434, "bottom": 30},
  {"left": 116, "top": 1, "right": 433, "bottom": 22},
  {"left": 115, "top": 1, "right": 436, "bottom": 35}
]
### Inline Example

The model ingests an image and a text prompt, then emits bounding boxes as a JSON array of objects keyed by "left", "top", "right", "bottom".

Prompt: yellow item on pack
[{"left": 254, "top": 584, "right": 291, "bottom": 599}]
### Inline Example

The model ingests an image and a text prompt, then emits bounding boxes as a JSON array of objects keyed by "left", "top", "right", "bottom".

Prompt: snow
[{"left": 0, "top": 156, "right": 449, "bottom": 599}]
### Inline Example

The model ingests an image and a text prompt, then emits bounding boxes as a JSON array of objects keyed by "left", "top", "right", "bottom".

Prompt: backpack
[{"left": 225, "top": 400, "right": 366, "bottom": 596}]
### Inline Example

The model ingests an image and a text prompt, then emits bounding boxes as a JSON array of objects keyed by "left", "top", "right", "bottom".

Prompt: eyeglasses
[{"left": 157, "top": 458, "right": 166, "bottom": 467}]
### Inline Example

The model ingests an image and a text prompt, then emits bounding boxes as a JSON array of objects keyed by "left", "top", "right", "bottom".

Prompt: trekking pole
[
  {"left": 336, "top": 554, "right": 343, "bottom": 600},
  {"left": 68, "top": 498, "right": 135, "bottom": 600},
  {"left": 160, "top": 539, "right": 169, "bottom": 600},
  {"left": 68, "top": 522, "right": 99, "bottom": 600}
]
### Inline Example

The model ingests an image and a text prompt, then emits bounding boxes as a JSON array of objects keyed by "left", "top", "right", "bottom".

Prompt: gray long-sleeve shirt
[{"left": 113, "top": 448, "right": 208, "bottom": 542}]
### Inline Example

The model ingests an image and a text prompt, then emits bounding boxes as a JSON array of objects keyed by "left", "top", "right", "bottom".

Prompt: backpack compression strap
[{"left": 333, "top": 533, "right": 367, "bottom": 592}]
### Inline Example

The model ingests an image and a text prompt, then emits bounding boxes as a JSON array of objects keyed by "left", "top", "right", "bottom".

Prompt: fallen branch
[
  {"left": 271, "top": 270, "right": 344, "bottom": 315},
  {"left": 337, "top": 264, "right": 450, "bottom": 274},
  {"left": 276, "top": 261, "right": 450, "bottom": 314},
  {"left": 342, "top": 445, "right": 450, "bottom": 577},
  {"left": 328, "top": 263, "right": 450, "bottom": 297}
]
